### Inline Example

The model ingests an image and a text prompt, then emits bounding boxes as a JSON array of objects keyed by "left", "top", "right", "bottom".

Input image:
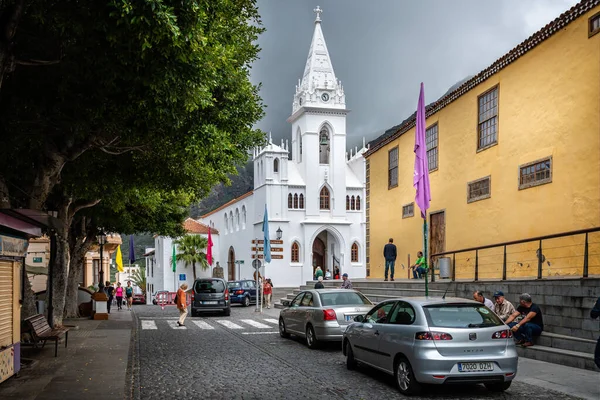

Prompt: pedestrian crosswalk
[{"left": 140, "top": 318, "right": 279, "bottom": 333}]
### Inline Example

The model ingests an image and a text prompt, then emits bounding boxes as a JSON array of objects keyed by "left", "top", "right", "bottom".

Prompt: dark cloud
[{"left": 251, "top": 0, "right": 577, "bottom": 149}]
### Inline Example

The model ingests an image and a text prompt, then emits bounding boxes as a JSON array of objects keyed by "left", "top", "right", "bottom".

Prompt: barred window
[
  {"left": 478, "top": 87, "right": 498, "bottom": 150},
  {"left": 356, "top": 196, "right": 361, "bottom": 210},
  {"left": 351, "top": 196, "right": 356, "bottom": 210},
  {"left": 468, "top": 176, "right": 491, "bottom": 203},
  {"left": 402, "top": 203, "right": 414, "bottom": 218},
  {"left": 291, "top": 242, "right": 300, "bottom": 263},
  {"left": 519, "top": 157, "right": 552, "bottom": 190},
  {"left": 320, "top": 187, "right": 330, "bottom": 210},
  {"left": 346, "top": 195, "right": 350, "bottom": 210},
  {"left": 299, "top": 194, "right": 304, "bottom": 209},
  {"left": 293, "top": 193, "right": 299, "bottom": 209},
  {"left": 288, "top": 194, "right": 293, "bottom": 209},
  {"left": 351, "top": 243, "right": 359, "bottom": 263},
  {"left": 426, "top": 124, "right": 438, "bottom": 171},
  {"left": 388, "top": 147, "right": 399, "bottom": 188}
]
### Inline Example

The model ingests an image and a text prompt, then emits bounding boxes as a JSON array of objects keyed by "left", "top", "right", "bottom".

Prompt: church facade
[{"left": 151, "top": 8, "right": 367, "bottom": 289}]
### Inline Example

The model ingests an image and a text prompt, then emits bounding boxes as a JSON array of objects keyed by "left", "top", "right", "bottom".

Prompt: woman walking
[
  {"left": 263, "top": 278, "right": 273, "bottom": 309},
  {"left": 115, "top": 282, "right": 124, "bottom": 311},
  {"left": 177, "top": 283, "right": 188, "bottom": 326},
  {"left": 125, "top": 281, "right": 134, "bottom": 311}
]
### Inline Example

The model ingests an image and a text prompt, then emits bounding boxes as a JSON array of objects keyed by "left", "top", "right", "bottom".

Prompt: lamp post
[
  {"left": 276, "top": 227, "right": 283, "bottom": 240},
  {"left": 97, "top": 231, "right": 107, "bottom": 292}
]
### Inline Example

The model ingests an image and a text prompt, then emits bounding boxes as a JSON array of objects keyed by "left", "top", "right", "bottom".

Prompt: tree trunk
[
  {"left": 192, "top": 262, "right": 197, "bottom": 280},
  {"left": 0, "top": 0, "right": 25, "bottom": 90},
  {"left": 21, "top": 273, "right": 38, "bottom": 319},
  {"left": 64, "top": 235, "right": 92, "bottom": 318},
  {"left": 48, "top": 201, "right": 71, "bottom": 327}
]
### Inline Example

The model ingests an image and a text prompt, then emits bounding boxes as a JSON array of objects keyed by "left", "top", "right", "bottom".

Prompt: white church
[{"left": 147, "top": 7, "right": 367, "bottom": 291}]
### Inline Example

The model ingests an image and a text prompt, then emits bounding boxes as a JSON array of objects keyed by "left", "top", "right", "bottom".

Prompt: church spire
[{"left": 292, "top": 6, "right": 345, "bottom": 114}]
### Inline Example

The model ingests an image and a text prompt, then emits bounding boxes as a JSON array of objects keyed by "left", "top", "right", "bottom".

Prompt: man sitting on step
[{"left": 505, "top": 293, "right": 544, "bottom": 347}]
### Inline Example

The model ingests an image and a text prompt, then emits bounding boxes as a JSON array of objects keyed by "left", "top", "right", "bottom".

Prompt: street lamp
[
  {"left": 97, "top": 231, "right": 107, "bottom": 292},
  {"left": 276, "top": 227, "right": 283, "bottom": 240}
]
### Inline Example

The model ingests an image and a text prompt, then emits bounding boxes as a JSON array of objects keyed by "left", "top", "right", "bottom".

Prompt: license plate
[
  {"left": 345, "top": 315, "right": 354, "bottom": 322},
  {"left": 458, "top": 362, "right": 494, "bottom": 372},
  {"left": 202, "top": 301, "right": 218, "bottom": 305}
]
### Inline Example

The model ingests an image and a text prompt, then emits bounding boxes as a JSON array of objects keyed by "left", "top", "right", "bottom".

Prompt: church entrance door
[{"left": 312, "top": 237, "right": 325, "bottom": 278}]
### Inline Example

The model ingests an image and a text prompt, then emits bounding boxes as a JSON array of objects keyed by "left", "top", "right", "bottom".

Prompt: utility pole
[{"left": 254, "top": 238, "right": 260, "bottom": 312}]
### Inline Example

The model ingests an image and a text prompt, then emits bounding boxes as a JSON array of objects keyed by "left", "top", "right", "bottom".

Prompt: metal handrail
[{"left": 430, "top": 226, "right": 600, "bottom": 280}]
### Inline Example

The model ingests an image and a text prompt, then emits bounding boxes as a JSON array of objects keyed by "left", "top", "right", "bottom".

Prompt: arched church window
[
  {"left": 299, "top": 194, "right": 304, "bottom": 209},
  {"left": 320, "top": 187, "right": 330, "bottom": 210},
  {"left": 242, "top": 206, "right": 247, "bottom": 229},
  {"left": 288, "top": 194, "right": 293, "bottom": 209},
  {"left": 235, "top": 208, "right": 240, "bottom": 231},
  {"left": 346, "top": 196, "right": 350, "bottom": 210},
  {"left": 294, "top": 194, "right": 299, "bottom": 209},
  {"left": 351, "top": 196, "right": 356, "bottom": 210},
  {"left": 229, "top": 211, "right": 234, "bottom": 233},
  {"left": 351, "top": 243, "right": 359, "bottom": 263},
  {"left": 291, "top": 242, "right": 300, "bottom": 263},
  {"left": 297, "top": 129, "right": 302, "bottom": 162},
  {"left": 319, "top": 127, "right": 330, "bottom": 164},
  {"left": 356, "top": 196, "right": 361, "bottom": 210},
  {"left": 274, "top": 158, "right": 279, "bottom": 173},
  {"left": 224, "top": 214, "right": 228, "bottom": 235}
]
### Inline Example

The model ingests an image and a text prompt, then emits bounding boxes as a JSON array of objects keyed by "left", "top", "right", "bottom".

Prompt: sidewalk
[{"left": 0, "top": 310, "right": 133, "bottom": 400}]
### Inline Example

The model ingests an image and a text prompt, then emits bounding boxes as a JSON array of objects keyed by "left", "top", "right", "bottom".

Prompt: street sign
[
  {"left": 33, "top": 257, "right": 43, "bottom": 263},
  {"left": 252, "top": 254, "right": 283, "bottom": 259},
  {"left": 252, "top": 259, "right": 261, "bottom": 269},
  {"left": 179, "top": 274, "right": 186, "bottom": 281},
  {"left": 252, "top": 239, "right": 283, "bottom": 245},
  {"left": 236, "top": 260, "right": 245, "bottom": 264}
]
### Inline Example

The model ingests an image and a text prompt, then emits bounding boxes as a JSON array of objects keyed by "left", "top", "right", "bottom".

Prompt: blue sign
[{"left": 179, "top": 274, "right": 186, "bottom": 281}]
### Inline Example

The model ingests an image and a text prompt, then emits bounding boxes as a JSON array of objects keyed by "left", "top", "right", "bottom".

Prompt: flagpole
[{"left": 423, "top": 216, "right": 429, "bottom": 297}]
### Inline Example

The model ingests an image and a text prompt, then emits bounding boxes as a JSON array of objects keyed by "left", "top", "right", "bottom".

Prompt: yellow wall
[{"left": 367, "top": 8, "right": 600, "bottom": 279}]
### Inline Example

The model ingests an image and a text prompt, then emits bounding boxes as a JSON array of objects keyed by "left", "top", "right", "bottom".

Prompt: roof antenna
[{"left": 442, "top": 282, "right": 453, "bottom": 300}]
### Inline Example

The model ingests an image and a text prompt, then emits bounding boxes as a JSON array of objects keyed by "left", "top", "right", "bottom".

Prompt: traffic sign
[
  {"left": 252, "top": 259, "right": 261, "bottom": 269},
  {"left": 179, "top": 274, "right": 186, "bottom": 281},
  {"left": 236, "top": 260, "right": 245, "bottom": 264}
]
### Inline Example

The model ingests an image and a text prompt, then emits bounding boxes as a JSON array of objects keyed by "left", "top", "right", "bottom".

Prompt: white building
[{"left": 149, "top": 8, "right": 367, "bottom": 289}]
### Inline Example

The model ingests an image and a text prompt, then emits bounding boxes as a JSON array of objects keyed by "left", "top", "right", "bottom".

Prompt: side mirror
[
  {"left": 282, "top": 299, "right": 291, "bottom": 307},
  {"left": 353, "top": 315, "right": 365, "bottom": 323}
]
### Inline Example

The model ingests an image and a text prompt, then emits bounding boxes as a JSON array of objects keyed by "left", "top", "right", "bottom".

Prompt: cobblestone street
[{"left": 133, "top": 305, "right": 588, "bottom": 400}]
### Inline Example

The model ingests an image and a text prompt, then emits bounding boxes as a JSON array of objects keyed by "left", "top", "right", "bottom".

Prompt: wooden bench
[{"left": 24, "top": 314, "right": 70, "bottom": 357}]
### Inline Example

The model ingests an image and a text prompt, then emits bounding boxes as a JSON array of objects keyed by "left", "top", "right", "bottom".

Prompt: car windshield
[
  {"left": 194, "top": 280, "right": 225, "bottom": 293},
  {"left": 423, "top": 304, "right": 503, "bottom": 328},
  {"left": 227, "top": 282, "right": 241, "bottom": 288},
  {"left": 319, "top": 292, "right": 371, "bottom": 306}
]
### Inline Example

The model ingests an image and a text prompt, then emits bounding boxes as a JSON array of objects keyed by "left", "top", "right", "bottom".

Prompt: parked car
[
  {"left": 228, "top": 280, "right": 257, "bottom": 307},
  {"left": 132, "top": 292, "right": 146, "bottom": 304},
  {"left": 278, "top": 289, "right": 373, "bottom": 349},
  {"left": 342, "top": 297, "right": 518, "bottom": 395},
  {"left": 191, "top": 278, "right": 230, "bottom": 317}
]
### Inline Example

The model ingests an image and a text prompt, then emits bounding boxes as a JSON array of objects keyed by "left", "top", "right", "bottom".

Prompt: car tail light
[
  {"left": 415, "top": 331, "right": 453, "bottom": 340},
  {"left": 492, "top": 329, "right": 513, "bottom": 339},
  {"left": 235, "top": 290, "right": 244, "bottom": 295},
  {"left": 224, "top": 290, "right": 229, "bottom": 301},
  {"left": 323, "top": 309, "right": 337, "bottom": 321}
]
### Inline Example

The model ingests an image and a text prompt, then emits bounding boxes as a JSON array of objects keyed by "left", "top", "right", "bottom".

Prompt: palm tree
[
  {"left": 130, "top": 267, "right": 147, "bottom": 296},
  {"left": 174, "top": 235, "right": 209, "bottom": 280}
]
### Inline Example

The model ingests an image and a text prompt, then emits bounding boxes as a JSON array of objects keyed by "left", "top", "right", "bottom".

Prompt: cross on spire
[{"left": 314, "top": 6, "right": 323, "bottom": 22}]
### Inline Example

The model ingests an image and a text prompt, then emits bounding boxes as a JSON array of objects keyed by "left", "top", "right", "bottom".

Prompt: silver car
[
  {"left": 279, "top": 289, "right": 374, "bottom": 349},
  {"left": 343, "top": 297, "right": 518, "bottom": 395}
]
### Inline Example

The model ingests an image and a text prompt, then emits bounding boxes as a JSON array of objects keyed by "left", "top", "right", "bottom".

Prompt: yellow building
[{"left": 365, "top": 1, "right": 600, "bottom": 280}]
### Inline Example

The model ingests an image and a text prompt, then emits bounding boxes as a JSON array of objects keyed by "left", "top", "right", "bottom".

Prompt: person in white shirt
[{"left": 473, "top": 290, "right": 495, "bottom": 311}]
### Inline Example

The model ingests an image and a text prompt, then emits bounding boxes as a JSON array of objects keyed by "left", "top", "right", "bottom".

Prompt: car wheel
[
  {"left": 243, "top": 296, "right": 250, "bottom": 307},
  {"left": 223, "top": 307, "right": 231, "bottom": 317},
  {"left": 485, "top": 382, "right": 511, "bottom": 392},
  {"left": 345, "top": 340, "right": 357, "bottom": 370},
  {"left": 305, "top": 325, "right": 319, "bottom": 349},
  {"left": 395, "top": 357, "right": 421, "bottom": 395},
  {"left": 279, "top": 318, "right": 290, "bottom": 338}
]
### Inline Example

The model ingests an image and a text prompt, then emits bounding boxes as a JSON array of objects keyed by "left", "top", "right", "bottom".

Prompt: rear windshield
[
  {"left": 423, "top": 304, "right": 503, "bottom": 328},
  {"left": 194, "top": 280, "right": 226, "bottom": 293},
  {"left": 227, "top": 282, "right": 241, "bottom": 288},
  {"left": 319, "top": 292, "right": 372, "bottom": 306}
]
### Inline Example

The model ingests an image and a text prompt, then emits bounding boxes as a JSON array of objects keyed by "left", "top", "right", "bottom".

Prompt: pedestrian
[
  {"left": 340, "top": 273, "right": 353, "bottom": 289},
  {"left": 334, "top": 267, "right": 340, "bottom": 280},
  {"left": 176, "top": 283, "right": 188, "bottom": 326},
  {"left": 473, "top": 290, "right": 495, "bottom": 310},
  {"left": 324, "top": 269, "right": 332, "bottom": 280},
  {"left": 505, "top": 293, "right": 544, "bottom": 347},
  {"left": 115, "top": 282, "right": 124, "bottom": 310},
  {"left": 125, "top": 281, "right": 134, "bottom": 311},
  {"left": 314, "top": 276, "right": 325, "bottom": 289},
  {"left": 383, "top": 238, "right": 397, "bottom": 281},
  {"left": 492, "top": 291, "right": 516, "bottom": 321},
  {"left": 104, "top": 281, "right": 115, "bottom": 314},
  {"left": 314, "top": 266, "right": 323, "bottom": 280},
  {"left": 410, "top": 251, "right": 428, "bottom": 279},
  {"left": 590, "top": 295, "right": 600, "bottom": 369},
  {"left": 263, "top": 278, "right": 273, "bottom": 309}
]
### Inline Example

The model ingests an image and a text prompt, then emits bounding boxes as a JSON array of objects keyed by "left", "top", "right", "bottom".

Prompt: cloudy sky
[{"left": 250, "top": 0, "right": 578, "bottom": 149}]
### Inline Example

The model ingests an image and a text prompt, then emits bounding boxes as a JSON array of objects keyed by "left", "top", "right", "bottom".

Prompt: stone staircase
[{"left": 275, "top": 278, "right": 599, "bottom": 371}]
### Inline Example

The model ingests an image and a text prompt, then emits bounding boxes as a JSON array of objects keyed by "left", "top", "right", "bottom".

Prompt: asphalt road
[{"left": 133, "top": 304, "right": 584, "bottom": 400}]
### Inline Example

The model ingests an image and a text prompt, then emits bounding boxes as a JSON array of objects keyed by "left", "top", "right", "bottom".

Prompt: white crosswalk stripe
[
  {"left": 215, "top": 320, "right": 243, "bottom": 330},
  {"left": 166, "top": 320, "right": 186, "bottom": 329},
  {"left": 240, "top": 319, "right": 271, "bottom": 329},
  {"left": 141, "top": 320, "right": 157, "bottom": 330},
  {"left": 192, "top": 320, "right": 214, "bottom": 330},
  {"left": 263, "top": 318, "right": 279, "bottom": 325}
]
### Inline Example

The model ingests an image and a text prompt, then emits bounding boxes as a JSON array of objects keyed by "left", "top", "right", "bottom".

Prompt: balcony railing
[{"left": 430, "top": 227, "right": 600, "bottom": 281}]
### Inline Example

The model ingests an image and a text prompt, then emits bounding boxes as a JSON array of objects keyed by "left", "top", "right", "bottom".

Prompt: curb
[{"left": 125, "top": 310, "right": 141, "bottom": 400}]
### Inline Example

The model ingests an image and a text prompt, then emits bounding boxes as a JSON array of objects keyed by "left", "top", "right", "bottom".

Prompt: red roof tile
[{"left": 183, "top": 218, "right": 219, "bottom": 234}]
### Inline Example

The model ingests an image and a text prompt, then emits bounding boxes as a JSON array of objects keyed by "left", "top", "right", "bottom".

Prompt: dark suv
[
  {"left": 192, "top": 278, "right": 230, "bottom": 317},
  {"left": 228, "top": 280, "right": 257, "bottom": 307}
]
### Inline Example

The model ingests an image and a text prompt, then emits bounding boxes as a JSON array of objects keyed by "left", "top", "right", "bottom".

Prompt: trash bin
[{"left": 438, "top": 257, "right": 452, "bottom": 279}]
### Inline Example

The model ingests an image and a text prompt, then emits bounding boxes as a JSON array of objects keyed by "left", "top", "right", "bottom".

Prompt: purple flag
[
  {"left": 413, "top": 83, "right": 431, "bottom": 219},
  {"left": 128, "top": 235, "right": 136, "bottom": 264}
]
